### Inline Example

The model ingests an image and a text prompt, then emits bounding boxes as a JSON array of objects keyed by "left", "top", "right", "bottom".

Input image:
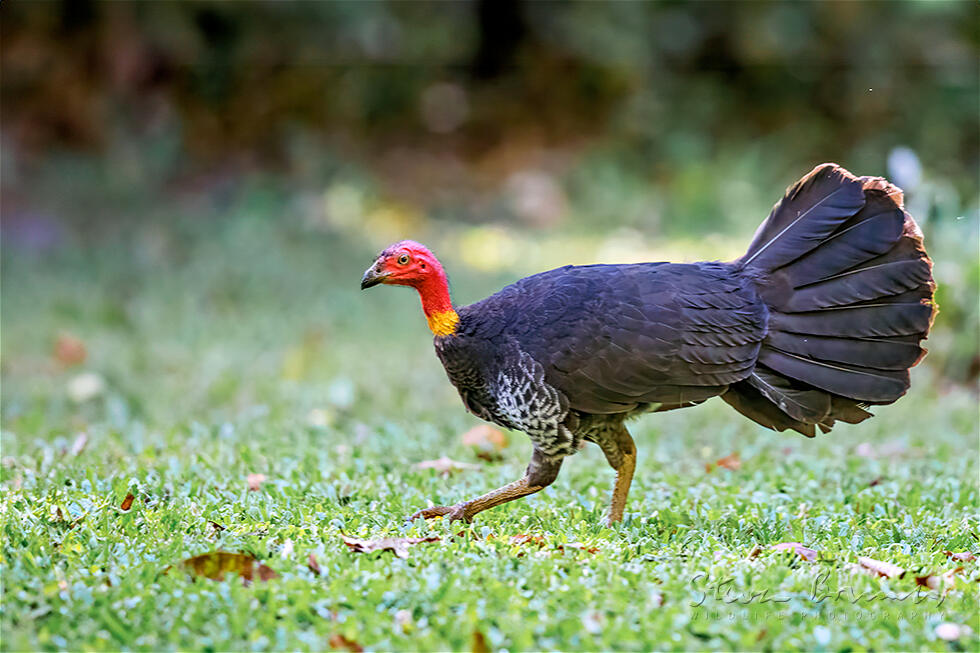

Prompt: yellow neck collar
[{"left": 427, "top": 309, "right": 459, "bottom": 337}]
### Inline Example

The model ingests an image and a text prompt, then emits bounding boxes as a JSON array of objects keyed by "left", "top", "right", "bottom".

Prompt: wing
[{"left": 500, "top": 262, "right": 767, "bottom": 415}]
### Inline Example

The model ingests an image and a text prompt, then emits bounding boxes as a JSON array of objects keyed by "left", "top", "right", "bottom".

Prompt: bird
[{"left": 360, "top": 164, "right": 935, "bottom": 525}]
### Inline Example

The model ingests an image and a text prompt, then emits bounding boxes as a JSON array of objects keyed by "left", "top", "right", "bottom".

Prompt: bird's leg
[
  {"left": 409, "top": 449, "right": 562, "bottom": 523},
  {"left": 594, "top": 425, "right": 637, "bottom": 525}
]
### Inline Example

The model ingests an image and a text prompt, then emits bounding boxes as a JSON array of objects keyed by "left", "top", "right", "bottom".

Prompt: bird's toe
[{"left": 407, "top": 503, "right": 471, "bottom": 523}]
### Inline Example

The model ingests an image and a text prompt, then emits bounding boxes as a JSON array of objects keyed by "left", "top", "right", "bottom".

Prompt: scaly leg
[
  {"left": 409, "top": 449, "right": 562, "bottom": 523},
  {"left": 593, "top": 424, "right": 637, "bottom": 525}
]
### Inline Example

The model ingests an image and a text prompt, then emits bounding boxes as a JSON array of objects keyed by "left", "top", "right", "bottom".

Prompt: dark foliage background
[{"left": 2, "top": 0, "right": 978, "bottom": 382}]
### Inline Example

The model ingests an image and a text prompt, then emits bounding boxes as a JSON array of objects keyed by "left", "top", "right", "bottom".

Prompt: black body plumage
[{"left": 434, "top": 164, "right": 935, "bottom": 458}]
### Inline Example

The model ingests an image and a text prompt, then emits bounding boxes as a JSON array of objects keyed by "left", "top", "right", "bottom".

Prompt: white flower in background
[
  {"left": 935, "top": 622, "right": 971, "bottom": 641},
  {"left": 67, "top": 372, "right": 105, "bottom": 403},
  {"left": 887, "top": 146, "right": 922, "bottom": 191}
]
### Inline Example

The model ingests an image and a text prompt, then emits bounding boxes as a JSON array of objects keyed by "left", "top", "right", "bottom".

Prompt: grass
[{"left": 1, "top": 211, "right": 978, "bottom": 652}]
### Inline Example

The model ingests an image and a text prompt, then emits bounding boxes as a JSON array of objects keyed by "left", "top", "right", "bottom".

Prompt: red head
[{"left": 360, "top": 240, "right": 458, "bottom": 335}]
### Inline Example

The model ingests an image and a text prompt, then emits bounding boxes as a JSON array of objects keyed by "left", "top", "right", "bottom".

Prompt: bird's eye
[{"left": 397, "top": 254, "right": 410, "bottom": 265}]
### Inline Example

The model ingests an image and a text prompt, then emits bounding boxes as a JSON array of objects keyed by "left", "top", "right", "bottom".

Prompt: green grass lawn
[{"left": 2, "top": 215, "right": 978, "bottom": 651}]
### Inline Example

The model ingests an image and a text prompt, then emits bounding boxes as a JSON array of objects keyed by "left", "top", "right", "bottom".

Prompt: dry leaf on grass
[
  {"left": 915, "top": 567, "right": 963, "bottom": 592},
  {"left": 471, "top": 631, "right": 490, "bottom": 653},
  {"left": 507, "top": 535, "right": 599, "bottom": 556},
  {"left": 415, "top": 456, "right": 480, "bottom": 475},
  {"left": 770, "top": 542, "right": 818, "bottom": 562},
  {"left": 328, "top": 634, "right": 364, "bottom": 652},
  {"left": 119, "top": 493, "right": 134, "bottom": 511},
  {"left": 944, "top": 551, "right": 977, "bottom": 562},
  {"left": 461, "top": 424, "right": 509, "bottom": 460},
  {"left": 307, "top": 553, "right": 322, "bottom": 576},
  {"left": 340, "top": 534, "right": 440, "bottom": 559},
  {"left": 509, "top": 533, "right": 546, "bottom": 557},
  {"left": 848, "top": 556, "right": 905, "bottom": 579},
  {"left": 54, "top": 333, "right": 87, "bottom": 366},
  {"left": 705, "top": 452, "right": 741, "bottom": 472},
  {"left": 247, "top": 473, "right": 266, "bottom": 491},
  {"left": 557, "top": 542, "right": 600, "bottom": 555},
  {"left": 179, "top": 551, "right": 277, "bottom": 585}
]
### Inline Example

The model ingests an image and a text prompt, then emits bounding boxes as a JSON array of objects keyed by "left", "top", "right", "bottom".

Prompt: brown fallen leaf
[
  {"left": 706, "top": 452, "right": 741, "bottom": 472},
  {"left": 207, "top": 520, "right": 226, "bottom": 532},
  {"left": 559, "top": 543, "right": 600, "bottom": 555},
  {"left": 54, "top": 332, "right": 87, "bottom": 366},
  {"left": 509, "top": 533, "right": 546, "bottom": 557},
  {"left": 472, "top": 630, "right": 490, "bottom": 653},
  {"left": 307, "top": 552, "right": 322, "bottom": 576},
  {"left": 915, "top": 567, "right": 963, "bottom": 592},
  {"left": 771, "top": 542, "right": 818, "bottom": 562},
  {"left": 461, "top": 424, "right": 509, "bottom": 461},
  {"left": 747, "top": 544, "right": 763, "bottom": 559},
  {"left": 247, "top": 473, "right": 266, "bottom": 492},
  {"left": 119, "top": 493, "right": 135, "bottom": 511},
  {"left": 340, "top": 534, "right": 440, "bottom": 559},
  {"left": 328, "top": 634, "right": 364, "bottom": 653},
  {"left": 944, "top": 551, "right": 977, "bottom": 562},
  {"left": 415, "top": 456, "right": 480, "bottom": 475},
  {"left": 851, "top": 556, "right": 905, "bottom": 579},
  {"left": 180, "top": 551, "right": 278, "bottom": 585}
]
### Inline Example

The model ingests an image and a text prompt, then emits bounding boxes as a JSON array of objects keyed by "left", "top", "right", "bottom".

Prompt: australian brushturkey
[{"left": 361, "top": 164, "right": 935, "bottom": 524}]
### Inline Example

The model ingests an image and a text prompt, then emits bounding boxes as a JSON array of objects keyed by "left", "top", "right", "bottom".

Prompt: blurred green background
[{"left": 2, "top": 0, "right": 978, "bottom": 424}]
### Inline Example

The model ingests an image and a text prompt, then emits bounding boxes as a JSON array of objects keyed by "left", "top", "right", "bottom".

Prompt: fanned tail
[{"left": 723, "top": 164, "right": 936, "bottom": 437}]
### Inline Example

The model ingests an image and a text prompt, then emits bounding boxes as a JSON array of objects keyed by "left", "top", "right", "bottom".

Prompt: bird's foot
[{"left": 408, "top": 503, "right": 471, "bottom": 523}]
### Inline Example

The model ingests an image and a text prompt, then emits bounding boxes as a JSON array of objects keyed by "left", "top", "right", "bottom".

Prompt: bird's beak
[{"left": 360, "top": 262, "right": 388, "bottom": 289}]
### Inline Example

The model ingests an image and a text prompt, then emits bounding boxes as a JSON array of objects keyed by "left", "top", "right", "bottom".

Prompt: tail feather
[
  {"left": 783, "top": 259, "right": 931, "bottom": 310},
  {"left": 741, "top": 165, "right": 866, "bottom": 271},
  {"left": 757, "top": 348, "right": 910, "bottom": 402},
  {"left": 726, "top": 163, "right": 935, "bottom": 435},
  {"left": 721, "top": 380, "right": 820, "bottom": 437},
  {"left": 745, "top": 367, "right": 830, "bottom": 422},
  {"left": 764, "top": 330, "right": 924, "bottom": 370},
  {"left": 769, "top": 302, "right": 934, "bottom": 338},
  {"left": 779, "top": 195, "right": 905, "bottom": 283}
]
